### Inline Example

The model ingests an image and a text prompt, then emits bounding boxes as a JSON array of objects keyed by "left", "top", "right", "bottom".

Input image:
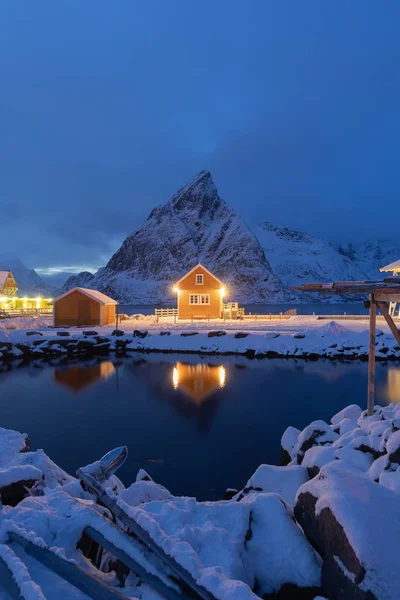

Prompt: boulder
[
  {"left": 331, "top": 404, "right": 362, "bottom": 426},
  {"left": 302, "top": 446, "right": 337, "bottom": 478},
  {"left": 56, "top": 331, "right": 70, "bottom": 337},
  {"left": 296, "top": 421, "right": 339, "bottom": 464},
  {"left": 293, "top": 333, "right": 306, "bottom": 339},
  {"left": 387, "top": 429, "right": 400, "bottom": 464},
  {"left": 222, "top": 488, "right": 238, "bottom": 500},
  {"left": 133, "top": 330, "right": 148, "bottom": 339},
  {"left": 112, "top": 329, "right": 125, "bottom": 337},
  {"left": 180, "top": 332, "right": 198, "bottom": 337},
  {"left": 295, "top": 464, "right": 400, "bottom": 599},
  {"left": 159, "top": 331, "right": 171, "bottom": 336},
  {"left": 207, "top": 331, "right": 226, "bottom": 338},
  {"left": 236, "top": 464, "right": 309, "bottom": 507},
  {"left": 83, "top": 330, "right": 98, "bottom": 336},
  {"left": 234, "top": 332, "right": 249, "bottom": 339},
  {"left": 26, "top": 331, "right": 43, "bottom": 337},
  {"left": 280, "top": 426, "right": 301, "bottom": 466}
]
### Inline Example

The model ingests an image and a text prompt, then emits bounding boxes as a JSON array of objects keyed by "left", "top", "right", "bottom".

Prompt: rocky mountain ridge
[{"left": 56, "top": 171, "right": 398, "bottom": 303}]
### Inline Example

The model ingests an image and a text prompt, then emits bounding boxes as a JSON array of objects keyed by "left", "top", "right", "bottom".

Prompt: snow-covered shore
[
  {"left": 1, "top": 400, "right": 400, "bottom": 599},
  {"left": 0, "top": 314, "right": 399, "bottom": 362}
]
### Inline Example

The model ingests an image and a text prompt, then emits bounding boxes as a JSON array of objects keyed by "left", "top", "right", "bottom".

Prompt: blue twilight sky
[{"left": 1, "top": 1, "right": 400, "bottom": 284}]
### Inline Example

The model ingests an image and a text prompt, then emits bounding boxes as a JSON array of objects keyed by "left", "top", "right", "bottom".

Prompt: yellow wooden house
[
  {"left": 173, "top": 263, "right": 225, "bottom": 320},
  {"left": 0, "top": 271, "right": 18, "bottom": 296}
]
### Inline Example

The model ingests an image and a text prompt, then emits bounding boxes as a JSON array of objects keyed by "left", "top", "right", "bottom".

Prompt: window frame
[
  {"left": 189, "top": 293, "right": 210, "bottom": 305},
  {"left": 195, "top": 273, "right": 204, "bottom": 285}
]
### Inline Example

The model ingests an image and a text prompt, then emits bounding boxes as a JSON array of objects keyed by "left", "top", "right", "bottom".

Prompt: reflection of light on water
[
  {"left": 173, "top": 366, "right": 179, "bottom": 389},
  {"left": 219, "top": 366, "right": 226, "bottom": 388},
  {"left": 54, "top": 361, "right": 115, "bottom": 393},
  {"left": 384, "top": 369, "right": 400, "bottom": 403},
  {"left": 100, "top": 361, "right": 115, "bottom": 381},
  {"left": 172, "top": 363, "right": 227, "bottom": 403}
]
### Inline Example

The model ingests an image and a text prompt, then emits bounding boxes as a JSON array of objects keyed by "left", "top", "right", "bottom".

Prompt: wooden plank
[
  {"left": 85, "top": 526, "right": 187, "bottom": 600},
  {"left": 0, "top": 554, "right": 24, "bottom": 600},
  {"left": 374, "top": 293, "right": 400, "bottom": 303},
  {"left": 77, "top": 470, "right": 217, "bottom": 600},
  {"left": 9, "top": 531, "right": 129, "bottom": 600},
  {"left": 376, "top": 301, "right": 400, "bottom": 346},
  {"left": 368, "top": 297, "right": 377, "bottom": 417}
]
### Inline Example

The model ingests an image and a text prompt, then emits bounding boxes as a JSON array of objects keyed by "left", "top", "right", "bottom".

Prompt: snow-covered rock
[
  {"left": 280, "top": 426, "right": 301, "bottom": 466},
  {"left": 295, "top": 421, "right": 339, "bottom": 464},
  {"left": 295, "top": 464, "right": 400, "bottom": 600},
  {"left": 235, "top": 463, "right": 308, "bottom": 507}
]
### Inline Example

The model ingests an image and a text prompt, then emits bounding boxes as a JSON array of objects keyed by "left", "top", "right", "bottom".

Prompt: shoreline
[{"left": 1, "top": 314, "right": 400, "bottom": 363}]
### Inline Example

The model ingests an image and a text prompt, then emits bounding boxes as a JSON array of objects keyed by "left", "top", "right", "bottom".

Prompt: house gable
[{"left": 175, "top": 264, "right": 223, "bottom": 290}]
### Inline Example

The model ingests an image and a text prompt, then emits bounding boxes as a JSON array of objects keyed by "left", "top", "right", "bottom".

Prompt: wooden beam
[
  {"left": 376, "top": 301, "right": 400, "bottom": 346},
  {"left": 368, "top": 296, "right": 376, "bottom": 417},
  {"left": 84, "top": 526, "right": 187, "bottom": 600},
  {"left": 9, "top": 532, "right": 129, "bottom": 600},
  {"left": 77, "top": 470, "right": 217, "bottom": 600},
  {"left": 0, "top": 555, "right": 24, "bottom": 600}
]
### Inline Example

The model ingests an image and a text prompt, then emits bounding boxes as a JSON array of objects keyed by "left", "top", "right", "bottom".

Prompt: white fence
[{"left": 155, "top": 308, "right": 178, "bottom": 322}]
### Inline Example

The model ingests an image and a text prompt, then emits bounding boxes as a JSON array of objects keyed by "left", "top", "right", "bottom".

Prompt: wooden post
[{"left": 368, "top": 295, "right": 376, "bottom": 416}]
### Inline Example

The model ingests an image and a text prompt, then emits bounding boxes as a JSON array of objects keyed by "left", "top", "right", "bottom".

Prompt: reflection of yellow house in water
[
  {"left": 382, "top": 369, "right": 400, "bottom": 404},
  {"left": 172, "top": 362, "right": 226, "bottom": 404},
  {"left": 54, "top": 361, "right": 115, "bottom": 393}
]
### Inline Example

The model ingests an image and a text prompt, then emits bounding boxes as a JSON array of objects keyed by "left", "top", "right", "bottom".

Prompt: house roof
[
  {"left": 0, "top": 271, "right": 12, "bottom": 287},
  {"left": 380, "top": 260, "right": 400, "bottom": 273},
  {"left": 174, "top": 263, "right": 224, "bottom": 287},
  {"left": 53, "top": 287, "right": 118, "bottom": 305}
]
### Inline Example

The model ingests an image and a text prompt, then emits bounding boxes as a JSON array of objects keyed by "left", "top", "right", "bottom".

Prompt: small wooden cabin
[
  {"left": 53, "top": 287, "right": 117, "bottom": 327},
  {"left": 174, "top": 264, "right": 225, "bottom": 320},
  {"left": 0, "top": 271, "right": 18, "bottom": 296}
]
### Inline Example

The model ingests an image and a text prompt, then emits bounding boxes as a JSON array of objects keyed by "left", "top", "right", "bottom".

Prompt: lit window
[
  {"left": 189, "top": 294, "right": 210, "bottom": 305},
  {"left": 196, "top": 274, "right": 204, "bottom": 285}
]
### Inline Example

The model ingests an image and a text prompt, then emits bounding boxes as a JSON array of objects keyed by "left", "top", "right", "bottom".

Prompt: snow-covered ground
[{"left": 0, "top": 314, "right": 398, "bottom": 361}]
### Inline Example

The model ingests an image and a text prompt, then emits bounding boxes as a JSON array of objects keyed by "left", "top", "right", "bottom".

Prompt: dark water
[
  {"left": 119, "top": 303, "right": 368, "bottom": 317},
  {"left": 0, "top": 355, "right": 397, "bottom": 500}
]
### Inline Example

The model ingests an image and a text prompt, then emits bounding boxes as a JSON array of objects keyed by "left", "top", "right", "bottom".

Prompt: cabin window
[
  {"left": 196, "top": 274, "right": 204, "bottom": 285},
  {"left": 189, "top": 294, "right": 210, "bottom": 305}
]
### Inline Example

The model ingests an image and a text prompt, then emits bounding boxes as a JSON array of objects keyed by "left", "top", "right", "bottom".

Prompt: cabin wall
[
  {"left": 101, "top": 304, "right": 116, "bottom": 325},
  {"left": 54, "top": 290, "right": 101, "bottom": 326},
  {"left": 177, "top": 266, "right": 223, "bottom": 319}
]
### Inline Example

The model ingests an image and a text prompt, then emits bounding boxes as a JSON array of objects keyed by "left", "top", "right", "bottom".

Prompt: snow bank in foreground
[{"left": 1, "top": 400, "right": 400, "bottom": 599}]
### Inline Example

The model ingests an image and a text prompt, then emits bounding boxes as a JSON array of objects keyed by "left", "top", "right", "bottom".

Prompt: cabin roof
[
  {"left": 380, "top": 260, "right": 400, "bottom": 273},
  {"left": 54, "top": 287, "right": 118, "bottom": 305},
  {"left": 175, "top": 263, "right": 224, "bottom": 287},
  {"left": 0, "top": 271, "right": 12, "bottom": 287}
]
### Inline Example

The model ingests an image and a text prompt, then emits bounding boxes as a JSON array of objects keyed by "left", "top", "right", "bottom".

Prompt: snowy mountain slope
[
  {"left": 0, "top": 257, "right": 55, "bottom": 296},
  {"left": 338, "top": 240, "right": 400, "bottom": 279},
  {"left": 93, "top": 171, "right": 286, "bottom": 303},
  {"left": 254, "top": 222, "right": 366, "bottom": 289},
  {"left": 57, "top": 171, "right": 400, "bottom": 304},
  {"left": 56, "top": 271, "right": 95, "bottom": 296}
]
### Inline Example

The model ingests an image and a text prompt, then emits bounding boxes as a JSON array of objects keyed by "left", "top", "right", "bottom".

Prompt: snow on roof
[
  {"left": 0, "top": 271, "right": 11, "bottom": 287},
  {"left": 380, "top": 259, "right": 400, "bottom": 272},
  {"left": 175, "top": 263, "right": 224, "bottom": 286},
  {"left": 54, "top": 287, "right": 118, "bottom": 305}
]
